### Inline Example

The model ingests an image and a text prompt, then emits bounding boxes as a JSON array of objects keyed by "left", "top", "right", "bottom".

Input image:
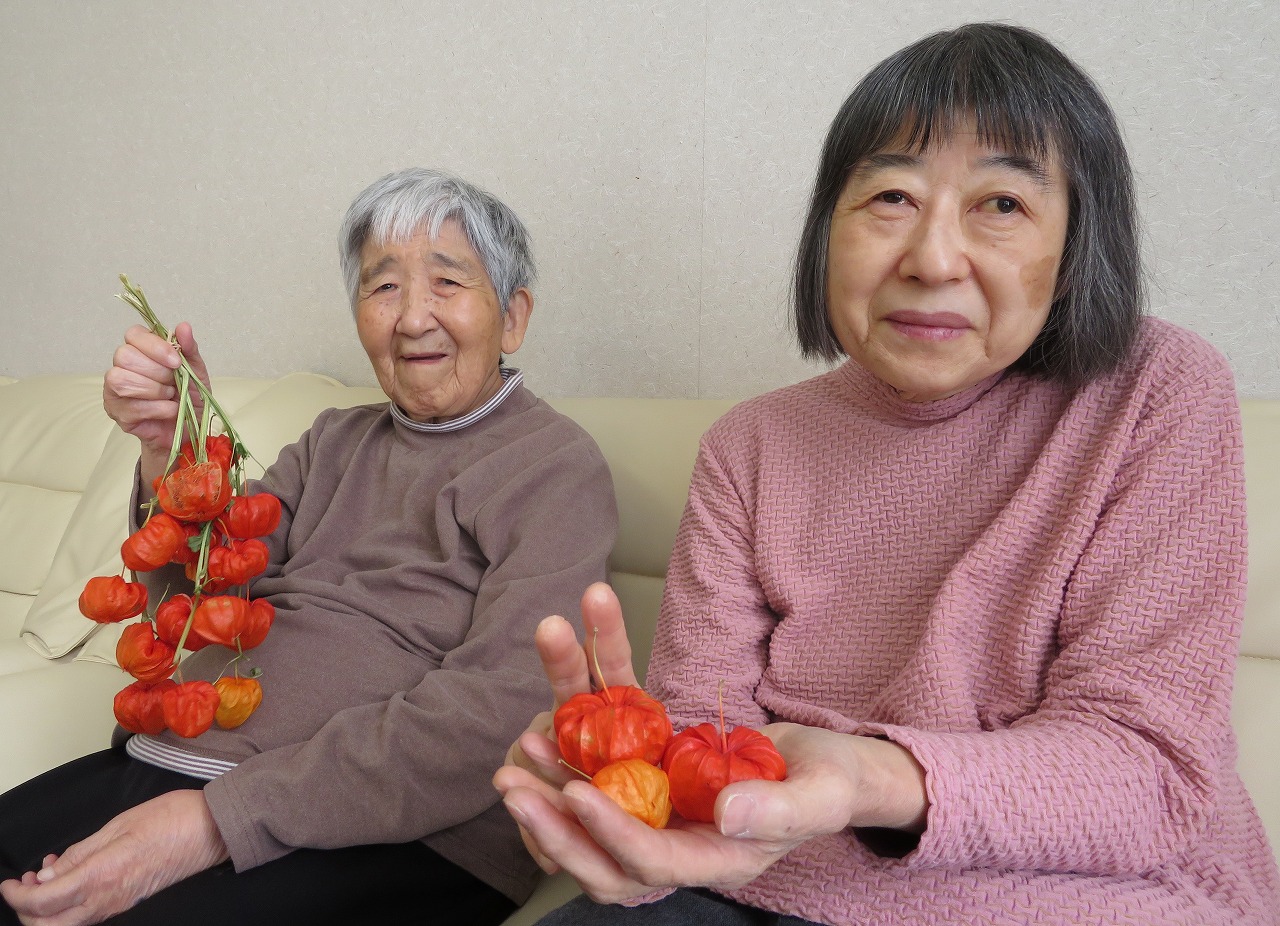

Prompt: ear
[{"left": 500, "top": 288, "right": 533, "bottom": 355}]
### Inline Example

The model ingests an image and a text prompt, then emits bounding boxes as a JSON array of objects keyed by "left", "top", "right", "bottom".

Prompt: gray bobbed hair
[
  {"left": 338, "top": 168, "right": 536, "bottom": 314},
  {"left": 792, "top": 22, "right": 1144, "bottom": 385}
]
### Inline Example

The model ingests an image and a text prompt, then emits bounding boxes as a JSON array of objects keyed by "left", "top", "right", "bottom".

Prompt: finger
[
  {"left": 0, "top": 870, "right": 87, "bottom": 921},
  {"left": 108, "top": 344, "right": 180, "bottom": 397},
  {"left": 714, "top": 773, "right": 848, "bottom": 845},
  {"left": 580, "top": 583, "right": 638, "bottom": 689},
  {"left": 519, "top": 728, "right": 571, "bottom": 776},
  {"left": 503, "top": 714, "right": 549, "bottom": 769},
  {"left": 122, "top": 325, "right": 181, "bottom": 371},
  {"left": 172, "top": 322, "right": 211, "bottom": 388},
  {"left": 503, "top": 784, "right": 644, "bottom": 904},
  {"left": 494, "top": 761, "right": 576, "bottom": 810},
  {"left": 506, "top": 728, "right": 577, "bottom": 787},
  {"left": 104, "top": 366, "right": 179, "bottom": 407},
  {"left": 535, "top": 615, "right": 590, "bottom": 707},
  {"left": 108, "top": 398, "right": 182, "bottom": 432},
  {"left": 517, "top": 822, "right": 561, "bottom": 875}
]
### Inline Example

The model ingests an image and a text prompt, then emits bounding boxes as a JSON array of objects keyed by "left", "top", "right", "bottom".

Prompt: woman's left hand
[
  {"left": 0, "top": 790, "right": 229, "bottom": 926},
  {"left": 495, "top": 722, "right": 928, "bottom": 905}
]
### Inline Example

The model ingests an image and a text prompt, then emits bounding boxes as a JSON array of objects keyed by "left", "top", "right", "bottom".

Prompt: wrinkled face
[
  {"left": 356, "top": 221, "right": 531, "bottom": 423},
  {"left": 826, "top": 131, "right": 1070, "bottom": 402}
]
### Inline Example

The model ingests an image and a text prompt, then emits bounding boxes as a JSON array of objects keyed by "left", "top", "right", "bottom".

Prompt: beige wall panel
[
  {"left": 698, "top": 0, "right": 1279, "bottom": 398},
  {"left": 0, "top": 0, "right": 705, "bottom": 397},
  {"left": 1, "top": 1, "right": 1276, "bottom": 400}
]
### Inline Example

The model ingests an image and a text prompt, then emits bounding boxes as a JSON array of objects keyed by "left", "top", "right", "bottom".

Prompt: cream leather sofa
[{"left": 1, "top": 373, "right": 1277, "bottom": 926}]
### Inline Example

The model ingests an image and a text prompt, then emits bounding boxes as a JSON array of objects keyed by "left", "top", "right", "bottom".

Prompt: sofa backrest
[
  {"left": 2, "top": 374, "right": 1276, "bottom": 857},
  {"left": 1234, "top": 399, "right": 1280, "bottom": 847},
  {"left": 546, "top": 397, "right": 735, "bottom": 680}
]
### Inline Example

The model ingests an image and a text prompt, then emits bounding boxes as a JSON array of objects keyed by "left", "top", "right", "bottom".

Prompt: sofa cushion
[
  {"left": 0, "top": 376, "right": 118, "bottom": 644},
  {"left": 0, "top": 661, "right": 127, "bottom": 794},
  {"left": 1233, "top": 653, "right": 1280, "bottom": 847},
  {"left": 1241, "top": 400, "right": 1280, "bottom": 658}
]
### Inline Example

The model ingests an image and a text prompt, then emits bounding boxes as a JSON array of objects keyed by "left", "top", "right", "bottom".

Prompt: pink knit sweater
[{"left": 648, "top": 318, "right": 1279, "bottom": 924}]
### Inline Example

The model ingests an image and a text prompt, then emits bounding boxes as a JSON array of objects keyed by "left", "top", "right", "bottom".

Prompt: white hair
[{"left": 338, "top": 168, "right": 535, "bottom": 314}]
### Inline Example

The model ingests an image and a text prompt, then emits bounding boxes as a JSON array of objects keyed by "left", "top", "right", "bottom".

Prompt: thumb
[
  {"left": 172, "top": 322, "right": 211, "bottom": 389},
  {"left": 34, "top": 853, "right": 60, "bottom": 883},
  {"left": 716, "top": 778, "right": 841, "bottom": 844}
]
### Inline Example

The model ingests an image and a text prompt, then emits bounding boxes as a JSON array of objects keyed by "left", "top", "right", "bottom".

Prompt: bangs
[
  {"left": 366, "top": 187, "right": 461, "bottom": 250},
  {"left": 840, "top": 23, "right": 1069, "bottom": 167}
]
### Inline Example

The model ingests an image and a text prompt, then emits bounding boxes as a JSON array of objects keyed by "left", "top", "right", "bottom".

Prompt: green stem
[
  {"left": 117, "top": 274, "right": 252, "bottom": 469},
  {"left": 190, "top": 521, "right": 215, "bottom": 594}
]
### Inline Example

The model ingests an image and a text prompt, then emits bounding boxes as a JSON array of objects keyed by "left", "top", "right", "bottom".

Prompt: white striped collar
[
  {"left": 389, "top": 367, "right": 523, "bottom": 434},
  {"left": 126, "top": 732, "right": 236, "bottom": 781}
]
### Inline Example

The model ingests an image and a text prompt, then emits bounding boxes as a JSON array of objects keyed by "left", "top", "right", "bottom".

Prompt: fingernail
[
  {"left": 564, "top": 783, "right": 593, "bottom": 824},
  {"left": 503, "top": 797, "right": 530, "bottom": 827},
  {"left": 36, "top": 868, "right": 55, "bottom": 883},
  {"left": 719, "top": 793, "right": 756, "bottom": 838}
]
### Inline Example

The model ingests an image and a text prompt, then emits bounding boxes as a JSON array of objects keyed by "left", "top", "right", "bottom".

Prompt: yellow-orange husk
[
  {"left": 592, "top": 758, "right": 672, "bottom": 828},
  {"left": 214, "top": 676, "right": 263, "bottom": 729}
]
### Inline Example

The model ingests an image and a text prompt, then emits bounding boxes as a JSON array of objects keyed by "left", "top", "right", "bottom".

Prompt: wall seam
[{"left": 696, "top": 0, "right": 709, "bottom": 399}]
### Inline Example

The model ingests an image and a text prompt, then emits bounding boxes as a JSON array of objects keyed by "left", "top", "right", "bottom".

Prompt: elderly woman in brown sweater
[{"left": 0, "top": 168, "right": 617, "bottom": 926}]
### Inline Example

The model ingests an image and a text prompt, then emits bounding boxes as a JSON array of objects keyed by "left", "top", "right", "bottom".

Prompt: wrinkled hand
[
  {"left": 493, "top": 582, "right": 929, "bottom": 904},
  {"left": 103, "top": 322, "right": 211, "bottom": 487},
  {"left": 0, "top": 790, "right": 229, "bottom": 926},
  {"left": 496, "top": 581, "right": 639, "bottom": 871},
  {"left": 496, "top": 721, "right": 899, "bottom": 904}
]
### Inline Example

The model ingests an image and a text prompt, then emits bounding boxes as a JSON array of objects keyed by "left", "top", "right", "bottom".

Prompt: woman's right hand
[
  {"left": 494, "top": 583, "right": 931, "bottom": 904},
  {"left": 103, "top": 322, "right": 210, "bottom": 488}
]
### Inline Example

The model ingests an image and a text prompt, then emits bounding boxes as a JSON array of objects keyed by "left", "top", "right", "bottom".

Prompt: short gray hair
[{"left": 338, "top": 168, "right": 536, "bottom": 313}]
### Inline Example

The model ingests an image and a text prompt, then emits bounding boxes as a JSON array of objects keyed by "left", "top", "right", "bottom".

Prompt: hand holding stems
[
  {"left": 103, "top": 276, "right": 239, "bottom": 496},
  {"left": 493, "top": 582, "right": 930, "bottom": 905},
  {"left": 0, "top": 791, "right": 228, "bottom": 926}
]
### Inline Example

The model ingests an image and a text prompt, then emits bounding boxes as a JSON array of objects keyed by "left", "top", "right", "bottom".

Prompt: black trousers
[{"left": 0, "top": 749, "right": 515, "bottom": 926}]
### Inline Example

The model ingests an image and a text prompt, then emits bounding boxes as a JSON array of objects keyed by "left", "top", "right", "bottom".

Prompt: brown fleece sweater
[{"left": 128, "top": 384, "right": 616, "bottom": 902}]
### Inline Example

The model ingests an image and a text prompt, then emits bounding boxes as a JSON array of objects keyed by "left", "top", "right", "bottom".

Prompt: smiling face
[
  {"left": 355, "top": 221, "right": 532, "bottom": 423},
  {"left": 826, "top": 131, "right": 1070, "bottom": 402}
]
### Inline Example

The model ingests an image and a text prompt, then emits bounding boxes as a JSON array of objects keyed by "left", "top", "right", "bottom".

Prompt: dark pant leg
[
  {"left": 110, "top": 839, "right": 515, "bottom": 926},
  {"left": 1, "top": 750, "right": 515, "bottom": 926},
  {"left": 0, "top": 748, "right": 198, "bottom": 881},
  {"left": 536, "top": 889, "right": 790, "bottom": 926}
]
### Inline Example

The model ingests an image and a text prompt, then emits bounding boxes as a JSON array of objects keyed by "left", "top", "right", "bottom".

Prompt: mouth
[
  {"left": 400, "top": 351, "right": 449, "bottom": 364},
  {"left": 883, "top": 310, "right": 971, "bottom": 342}
]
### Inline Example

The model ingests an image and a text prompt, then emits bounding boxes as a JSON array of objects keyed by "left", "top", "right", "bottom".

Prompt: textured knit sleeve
[
  {"left": 202, "top": 426, "right": 617, "bottom": 870},
  {"left": 647, "top": 423, "right": 779, "bottom": 730},
  {"left": 862, "top": 340, "right": 1249, "bottom": 874}
]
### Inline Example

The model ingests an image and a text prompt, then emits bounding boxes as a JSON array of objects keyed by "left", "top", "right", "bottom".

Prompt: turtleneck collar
[
  {"left": 835, "top": 359, "right": 1005, "bottom": 424},
  {"left": 389, "top": 367, "right": 523, "bottom": 433}
]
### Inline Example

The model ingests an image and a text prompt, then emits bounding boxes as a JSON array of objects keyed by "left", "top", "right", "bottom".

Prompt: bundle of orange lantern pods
[
  {"left": 552, "top": 634, "right": 788, "bottom": 828},
  {"left": 77, "top": 275, "right": 281, "bottom": 739}
]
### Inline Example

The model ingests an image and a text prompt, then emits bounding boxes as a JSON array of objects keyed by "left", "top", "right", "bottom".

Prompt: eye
[
  {"left": 982, "top": 196, "right": 1023, "bottom": 215},
  {"left": 876, "top": 190, "right": 910, "bottom": 206},
  {"left": 375, "top": 282, "right": 396, "bottom": 292}
]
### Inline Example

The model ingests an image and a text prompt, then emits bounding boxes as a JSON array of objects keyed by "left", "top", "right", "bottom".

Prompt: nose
[
  {"left": 396, "top": 276, "right": 440, "bottom": 337},
  {"left": 897, "top": 204, "right": 970, "bottom": 286}
]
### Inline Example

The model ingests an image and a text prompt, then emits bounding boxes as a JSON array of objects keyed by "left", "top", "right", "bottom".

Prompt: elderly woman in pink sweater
[{"left": 495, "top": 22, "right": 1280, "bottom": 925}]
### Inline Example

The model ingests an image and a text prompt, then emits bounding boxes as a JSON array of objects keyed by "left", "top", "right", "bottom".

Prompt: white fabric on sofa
[{"left": 0, "top": 374, "right": 1275, "bottom": 925}]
